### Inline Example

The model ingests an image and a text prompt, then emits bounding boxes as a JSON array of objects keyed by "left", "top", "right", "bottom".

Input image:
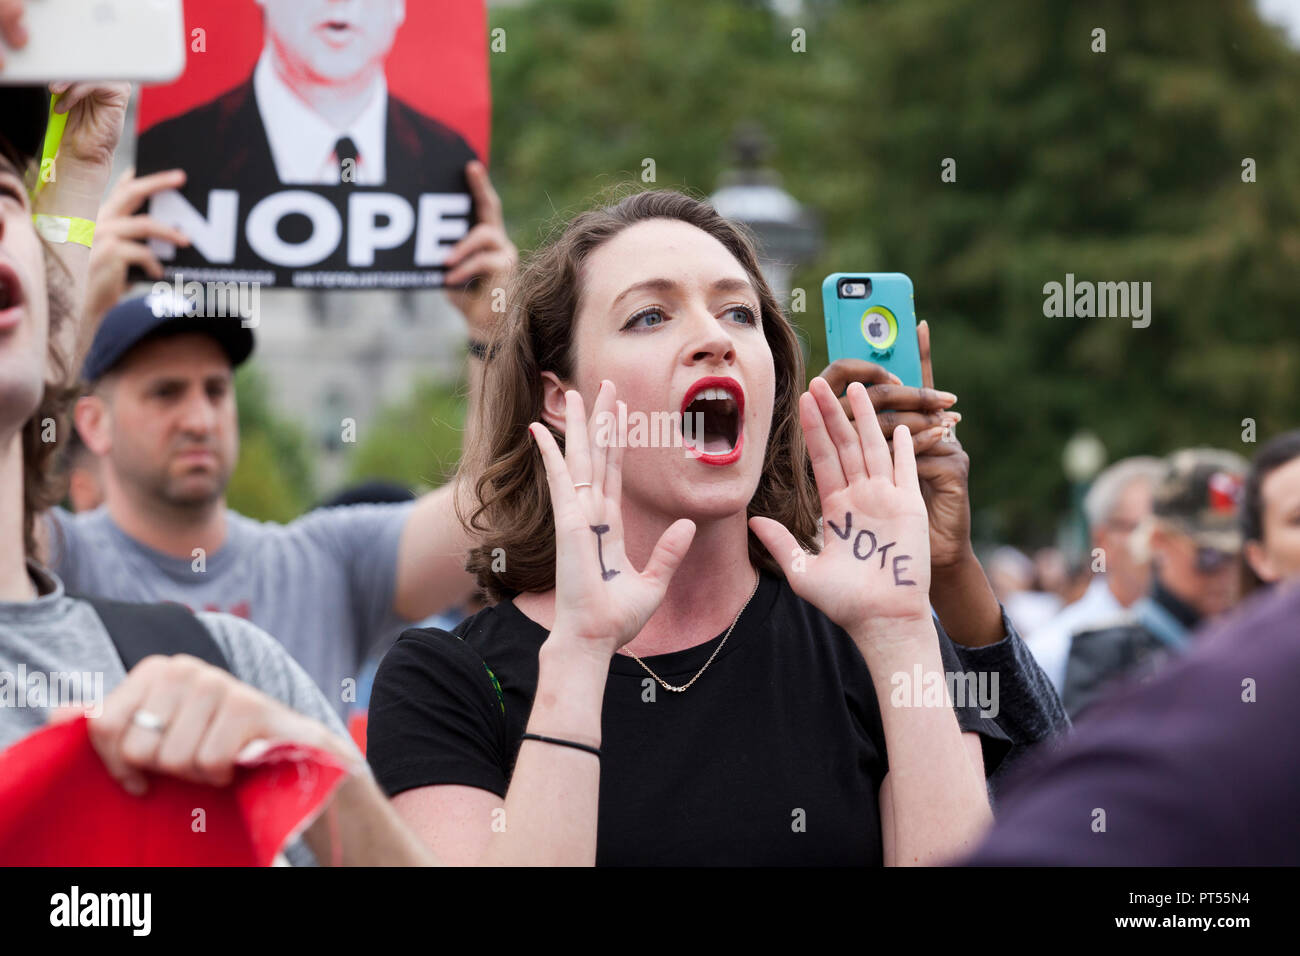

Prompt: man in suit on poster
[{"left": 139, "top": 0, "right": 477, "bottom": 191}]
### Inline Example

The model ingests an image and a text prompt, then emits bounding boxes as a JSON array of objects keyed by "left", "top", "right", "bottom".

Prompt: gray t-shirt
[
  {"left": 46, "top": 503, "right": 416, "bottom": 719},
  {"left": 0, "top": 566, "right": 353, "bottom": 866}
]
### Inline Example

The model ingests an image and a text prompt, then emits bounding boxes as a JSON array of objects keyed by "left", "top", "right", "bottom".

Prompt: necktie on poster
[
  {"left": 0, "top": 717, "right": 348, "bottom": 866},
  {"left": 133, "top": 0, "right": 490, "bottom": 292},
  {"left": 334, "top": 135, "right": 360, "bottom": 183}
]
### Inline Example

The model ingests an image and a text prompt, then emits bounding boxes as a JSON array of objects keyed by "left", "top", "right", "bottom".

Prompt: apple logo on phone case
[{"left": 860, "top": 305, "right": 898, "bottom": 357}]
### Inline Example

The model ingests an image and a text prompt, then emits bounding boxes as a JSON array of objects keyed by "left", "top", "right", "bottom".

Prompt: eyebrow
[
  {"left": 145, "top": 377, "right": 189, "bottom": 390},
  {"left": 610, "top": 276, "right": 757, "bottom": 310},
  {"left": 144, "top": 372, "right": 230, "bottom": 389}
]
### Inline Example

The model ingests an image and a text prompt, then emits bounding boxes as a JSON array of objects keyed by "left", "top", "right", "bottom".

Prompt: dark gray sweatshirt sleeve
[
  {"left": 939, "top": 607, "right": 1071, "bottom": 794},
  {"left": 948, "top": 607, "right": 1070, "bottom": 743}
]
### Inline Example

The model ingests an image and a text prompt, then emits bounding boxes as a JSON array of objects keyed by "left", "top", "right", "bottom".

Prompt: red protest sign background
[{"left": 137, "top": 0, "right": 490, "bottom": 162}]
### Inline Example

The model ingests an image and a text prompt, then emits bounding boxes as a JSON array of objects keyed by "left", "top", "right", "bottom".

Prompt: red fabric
[
  {"left": 0, "top": 718, "right": 347, "bottom": 866},
  {"left": 347, "top": 709, "right": 367, "bottom": 756}
]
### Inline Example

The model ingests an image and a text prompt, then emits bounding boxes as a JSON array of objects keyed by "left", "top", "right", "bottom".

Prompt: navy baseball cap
[{"left": 82, "top": 293, "right": 256, "bottom": 383}]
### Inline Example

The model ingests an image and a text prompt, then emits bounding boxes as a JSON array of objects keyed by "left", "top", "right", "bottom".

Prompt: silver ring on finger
[
  {"left": 131, "top": 709, "right": 167, "bottom": 733},
  {"left": 573, "top": 481, "right": 593, "bottom": 490}
]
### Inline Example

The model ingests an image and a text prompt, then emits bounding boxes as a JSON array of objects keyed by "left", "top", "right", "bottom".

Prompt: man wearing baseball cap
[
  {"left": 1061, "top": 448, "right": 1248, "bottom": 719},
  {"left": 43, "top": 292, "right": 480, "bottom": 720},
  {"left": 78, "top": 291, "right": 255, "bottom": 382}
]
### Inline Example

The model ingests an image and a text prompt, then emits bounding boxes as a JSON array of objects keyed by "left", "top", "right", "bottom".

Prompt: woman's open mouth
[
  {"left": 680, "top": 376, "right": 744, "bottom": 465},
  {"left": 0, "top": 262, "right": 26, "bottom": 332}
]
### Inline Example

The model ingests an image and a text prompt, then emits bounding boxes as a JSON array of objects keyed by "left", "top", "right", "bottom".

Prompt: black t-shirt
[{"left": 368, "top": 569, "right": 1011, "bottom": 866}]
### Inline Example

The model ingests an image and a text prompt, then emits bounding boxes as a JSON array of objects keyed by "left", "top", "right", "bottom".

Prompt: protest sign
[{"left": 135, "top": 0, "right": 489, "bottom": 290}]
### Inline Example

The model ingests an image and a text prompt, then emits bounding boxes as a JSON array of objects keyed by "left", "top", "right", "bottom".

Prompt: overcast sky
[{"left": 1257, "top": 0, "right": 1300, "bottom": 44}]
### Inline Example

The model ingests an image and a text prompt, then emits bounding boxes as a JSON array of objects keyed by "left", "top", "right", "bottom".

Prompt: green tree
[
  {"left": 343, "top": 377, "right": 468, "bottom": 495},
  {"left": 226, "top": 364, "right": 317, "bottom": 522},
  {"left": 486, "top": 0, "right": 1300, "bottom": 545},
  {"left": 827, "top": 0, "right": 1300, "bottom": 542}
]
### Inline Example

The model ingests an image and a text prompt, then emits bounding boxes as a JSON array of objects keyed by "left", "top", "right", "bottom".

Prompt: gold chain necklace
[{"left": 622, "top": 571, "right": 760, "bottom": 693}]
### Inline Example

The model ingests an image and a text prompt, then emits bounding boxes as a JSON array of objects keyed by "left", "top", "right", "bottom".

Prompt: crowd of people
[
  {"left": 2, "top": 39, "right": 1298, "bottom": 865},
  {"left": 988, "top": 443, "right": 1300, "bottom": 725}
]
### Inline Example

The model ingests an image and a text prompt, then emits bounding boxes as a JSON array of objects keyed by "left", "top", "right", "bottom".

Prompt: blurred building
[{"left": 252, "top": 288, "right": 467, "bottom": 490}]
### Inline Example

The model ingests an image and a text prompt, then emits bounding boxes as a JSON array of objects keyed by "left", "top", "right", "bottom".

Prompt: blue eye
[
  {"left": 624, "top": 307, "right": 667, "bottom": 330},
  {"left": 724, "top": 305, "right": 758, "bottom": 325}
]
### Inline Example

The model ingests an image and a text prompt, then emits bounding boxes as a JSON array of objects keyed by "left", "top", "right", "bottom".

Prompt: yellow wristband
[{"left": 33, "top": 214, "right": 96, "bottom": 248}]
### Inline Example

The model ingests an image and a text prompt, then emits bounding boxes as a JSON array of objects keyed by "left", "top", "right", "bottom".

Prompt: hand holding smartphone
[{"left": 822, "top": 272, "right": 924, "bottom": 389}]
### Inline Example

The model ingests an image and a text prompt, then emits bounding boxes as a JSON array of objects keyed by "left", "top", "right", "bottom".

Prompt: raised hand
[
  {"left": 84, "top": 166, "right": 191, "bottom": 323},
  {"left": 529, "top": 380, "right": 695, "bottom": 659},
  {"left": 818, "top": 356, "right": 958, "bottom": 454},
  {"left": 750, "top": 377, "right": 932, "bottom": 642},
  {"left": 910, "top": 319, "right": 974, "bottom": 569},
  {"left": 445, "top": 160, "right": 517, "bottom": 340},
  {"left": 818, "top": 321, "right": 970, "bottom": 570},
  {"left": 46, "top": 82, "right": 131, "bottom": 172},
  {"left": 32, "top": 83, "right": 132, "bottom": 367}
]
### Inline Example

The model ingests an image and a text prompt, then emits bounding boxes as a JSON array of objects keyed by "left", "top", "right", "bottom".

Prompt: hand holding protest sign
[{"left": 85, "top": 166, "right": 191, "bottom": 322}]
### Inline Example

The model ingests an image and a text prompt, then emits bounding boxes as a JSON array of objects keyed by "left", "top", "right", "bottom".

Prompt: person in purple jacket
[{"left": 965, "top": 580, "right": 1300, "bottom": 865}]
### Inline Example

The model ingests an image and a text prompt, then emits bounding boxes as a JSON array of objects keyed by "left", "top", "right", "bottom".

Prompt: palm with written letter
[
  {"left": 529, "top": 380, "right": 696, "bottom": 658},
  {"left": 750, "top": 377, "right": 932, "bottom": 642}
]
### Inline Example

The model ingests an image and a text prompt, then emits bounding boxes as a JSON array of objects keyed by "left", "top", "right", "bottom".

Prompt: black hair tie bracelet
[{"left": 519, "top": 733, "right": 601, "bottom": 758}]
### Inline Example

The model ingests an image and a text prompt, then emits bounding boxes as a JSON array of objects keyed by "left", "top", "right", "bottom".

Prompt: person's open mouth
[
  {"left": 680, "top": 376, "right": 744, "bottom": 465},
  {"left": 0, "top": 261, "right": 27, "bottom": 333}
]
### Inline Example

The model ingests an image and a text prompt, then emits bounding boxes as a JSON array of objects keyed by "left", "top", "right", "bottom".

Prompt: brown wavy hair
[
  {"left": 458, "top": 188, "right": 821, "bottom": 602},
  {"left": 23, "top": 248, "right": 78, "bottom": 561},
  {"left": 2, "top": 128, "right": 78, "bottom": 562}
]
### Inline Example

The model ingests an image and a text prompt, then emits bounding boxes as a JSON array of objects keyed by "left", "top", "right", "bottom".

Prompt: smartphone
[
  {"left": 822, "top": 272, "right": 923, "bottom": 388},
  {"left": 0, "top": 0, "right": 185, "bottom": 85}
]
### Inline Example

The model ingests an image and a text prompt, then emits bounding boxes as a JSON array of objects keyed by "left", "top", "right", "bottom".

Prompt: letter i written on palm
[
  {"left": 528, "top": 381, "right": 696, "bottom": 658},
  {"left": 749, "top": 378, "right": 933, "bottom": 644}
]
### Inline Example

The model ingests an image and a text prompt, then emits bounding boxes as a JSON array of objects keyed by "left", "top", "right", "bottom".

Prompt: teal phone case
[{"left": 822, "top": 272, "right": 923, "bottom": 388}]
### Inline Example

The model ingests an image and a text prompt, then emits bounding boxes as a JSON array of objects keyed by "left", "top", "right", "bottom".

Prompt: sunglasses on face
[{"left": 1195, "top": 546, "right": 1235, "bottom": 574}]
